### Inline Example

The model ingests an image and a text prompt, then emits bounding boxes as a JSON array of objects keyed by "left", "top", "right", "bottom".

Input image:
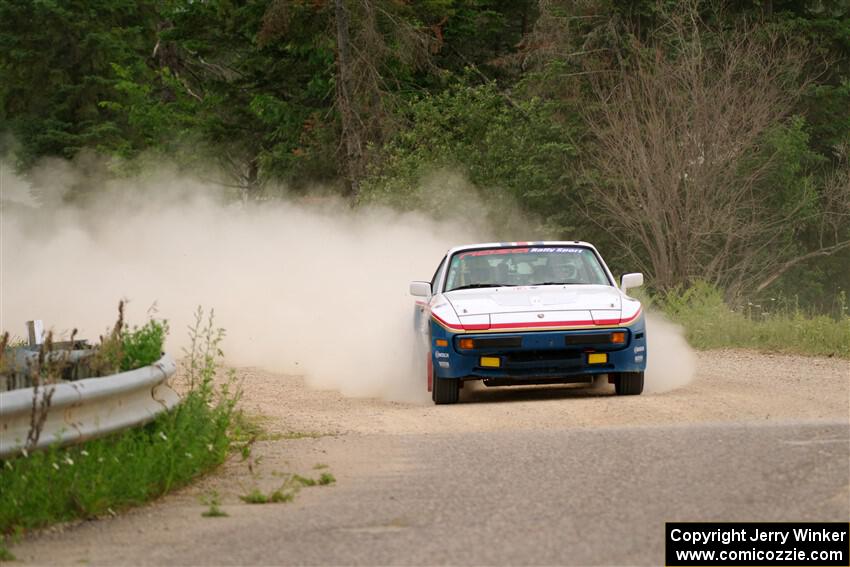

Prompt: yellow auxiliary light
[
  {"left": 587, "top": 353, "right": 608, "bottom": 364},
  {"left": 611, "top": 332, "right": 626, "bottom": 344},
  {"left": 459, "top": 338, "right": 475, "bottom": 349},
  {"left": 480, "top": 356, "right": 501, "bottom": 368},
  {"left": 435, "top": 339, "right": 448, "bottom": 347}
]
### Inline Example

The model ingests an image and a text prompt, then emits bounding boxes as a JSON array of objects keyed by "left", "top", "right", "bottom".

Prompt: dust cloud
[
  {"left": 1, "top": 162, "right": 482, "bottom": 403},
  {"left": 2, "top": 159, "right": 695, "bottom": 403},
  {"left": 588, "top": 311, "right": 696, "bottom": 394},
  {"left": 644, "top": 312, "right": 696, "bottom": 393}
]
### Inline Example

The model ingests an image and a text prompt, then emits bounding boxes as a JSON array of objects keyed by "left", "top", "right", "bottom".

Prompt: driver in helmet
[
  {"left": 548, "top": 256, "right": 579, "bottom": 283},
  {"left": 462, "top": 254, "right": 494, "bottom": 287}
]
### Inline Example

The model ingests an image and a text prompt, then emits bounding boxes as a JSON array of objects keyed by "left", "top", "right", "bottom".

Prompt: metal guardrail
[
  {"left": 2, "top": 319, "right": 96, "bottom": 391},
  {"left": 0, "top": 354, "right": 179, "bottom": 458},
  {"left": 1, "top": 347, "right": 96, "bottom": 392}
]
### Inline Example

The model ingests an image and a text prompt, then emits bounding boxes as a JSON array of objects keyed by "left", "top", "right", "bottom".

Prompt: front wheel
[
  {"left": 614, "top": 372, "right": 644, "bottom": 395},
  {"left": 432, "top": 376, "right": 460, "bottom": 404}
]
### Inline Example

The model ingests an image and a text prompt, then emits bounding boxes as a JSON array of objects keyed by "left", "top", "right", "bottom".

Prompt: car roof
[{"left": 445, "top": 241, "right": 599, "bottom": 257}]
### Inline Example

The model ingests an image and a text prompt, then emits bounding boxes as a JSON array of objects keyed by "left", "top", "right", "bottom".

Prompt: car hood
[{"left": 445, "top": 285, "right": 621, "bottom": 316}]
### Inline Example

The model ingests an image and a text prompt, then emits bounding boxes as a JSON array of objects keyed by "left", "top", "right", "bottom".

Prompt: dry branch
[{"left": 582, "top": 1, "right": 850, "bottom": 299}]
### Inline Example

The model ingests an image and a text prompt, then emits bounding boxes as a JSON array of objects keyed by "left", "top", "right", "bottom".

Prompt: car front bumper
[{"left": 429, "top": 316, "right": 648, "bottom": 382}]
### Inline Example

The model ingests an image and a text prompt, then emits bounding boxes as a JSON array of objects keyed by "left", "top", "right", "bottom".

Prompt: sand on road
[{"left": 236, "top": 349, "right": 849, "bottom": 436}]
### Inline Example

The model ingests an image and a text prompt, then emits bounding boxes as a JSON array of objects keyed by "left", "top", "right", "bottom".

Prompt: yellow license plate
[
  {"left": 587, "top": 353, "right": 608, "bottom": 364},
  {"left": 480, "top": 356, "right": 501, "bottom": 368}
]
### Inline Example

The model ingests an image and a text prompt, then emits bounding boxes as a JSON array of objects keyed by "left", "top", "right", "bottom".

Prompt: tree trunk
[{"left": 334, "top": 0, "right": 362, "bottom": 199}]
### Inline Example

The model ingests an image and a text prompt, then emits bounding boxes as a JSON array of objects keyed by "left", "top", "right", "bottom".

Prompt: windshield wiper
[
  {"left": 529, "top": 282, "right": 581, "bottom": 286},
  {"left": 450, "top": 283, "right": 516, "bottom": 291}
]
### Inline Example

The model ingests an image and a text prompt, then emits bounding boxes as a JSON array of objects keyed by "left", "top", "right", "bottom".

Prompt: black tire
[
  {"left": 614, "top": 372, "right": 644, "bottom": 395},
  {"left": 432, "top": 376, "right": 460, "bottom": 404}
]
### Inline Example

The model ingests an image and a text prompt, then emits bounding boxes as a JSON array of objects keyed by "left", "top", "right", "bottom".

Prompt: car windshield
[{"left": 444, "top": 246, "right": 610, "bottom": 292}]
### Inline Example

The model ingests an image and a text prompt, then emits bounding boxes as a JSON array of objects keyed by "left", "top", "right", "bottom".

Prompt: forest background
[{"left": 2, "top": 0, "right": 849, "bottom": 323}]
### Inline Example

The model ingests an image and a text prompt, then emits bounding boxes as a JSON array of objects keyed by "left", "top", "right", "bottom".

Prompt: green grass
[
  {"left": 0, "top": 385, "right": 236, "bottom": 534},
  {"left": 201, "top": 492, "right": 228, "bottom": 518},
  {"left": 0, "top": 540, "right": 14, "bottom": 562},
  {"left": 654, "top": 283, "right": 850, "bottom": 358},
  {"left": 227, "top": 414, "right": 331, "bottom": 444},
  {"left": 239, "top": 471, "right": 335, "bottom": 505},
  {"left": 120, "top": 318, "right": 169, "bottom": 372},
  {"left": 291, "top": 474, "right": 317, "bottom": 487},
  {"left": 239, "top": 487, "right": 295, "bottom": 504},
  {"left": 291, "top": 472, "right": 334, "bottom": 486},
  {"left": 278, "top": 431, "right": 329, "bottom": 440},
  {"left": 201, "top": 506, "right": 229, "bottom": 518},
  {"left": 240, "top": 488, "right": 275, "bottom": 504},
  {"left": 82, "top": 301, "right": 169, "bottom": 377},
  {"left": 0, "top": 307, "right": 239, "bottom": 535}
]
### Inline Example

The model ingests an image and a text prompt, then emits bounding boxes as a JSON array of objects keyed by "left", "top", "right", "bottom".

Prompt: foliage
[
  {"left": 360, "top": 81, "right": 576, "bottom": 232},
  {"left": 0, "top": 0, "right": 159, "bottom": 172},
  {"left": 578, "top": 4, "right": 850, "bottom": 300},
  {"left": 1, "top": 0, "right": 849, "bottom": 307},
  {"left": 317, "top": 472, "right": 336, "bottom": 486},
  {"left": 84, "top": 302, "right": 168, "bottom": 376},
  {"left": 0, "top": 540, "right": 13, "bottom": 562},
  {"left": 239, "top": 471, "right": 334, "bottom": 505},
  {"left": 0, "top": 308, "right": 239, "bottom": 535},
  {"left": 239, "top": 487, "right": 292, "bottom": 504},
  {"left": 200, "top": 491, "right": 228, "bottom": 518},
  {"left": 654, "top": 282, "right": 850, "bottom": 358},
  {"left": 121, "top": 319, "right": 169, "bottom": 372}
]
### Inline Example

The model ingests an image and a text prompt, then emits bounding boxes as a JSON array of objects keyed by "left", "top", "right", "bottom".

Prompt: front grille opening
[
  {"left": 456, "top": 336, "right": 523, "bottom": 350},
  {"left": 473, "top": 337, "right": 522, "bottom": 349},
  {"left": 565, "top": 332, "right": 623, "bottom": 346}
]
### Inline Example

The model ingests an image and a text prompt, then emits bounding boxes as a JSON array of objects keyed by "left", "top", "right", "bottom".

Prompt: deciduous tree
[{"left": 584, "top": 2, "right": 850, "bottom": 299}]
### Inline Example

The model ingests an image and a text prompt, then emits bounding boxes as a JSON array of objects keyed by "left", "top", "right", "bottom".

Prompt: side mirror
[
  {"left": 620, "top": 273, "right": 644, "bottom": 292},
  {"left": 409, "top": 281, "right": 432, "bottom": 297}
]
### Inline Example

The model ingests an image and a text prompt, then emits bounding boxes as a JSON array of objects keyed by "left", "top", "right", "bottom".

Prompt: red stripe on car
[{"left": 431, "top": 307, "right": 641, "bottom": 332}]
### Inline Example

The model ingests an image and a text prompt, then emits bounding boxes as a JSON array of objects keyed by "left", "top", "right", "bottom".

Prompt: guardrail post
[{"left": 26, "top": 320, "right": 44, "bottom": 346}]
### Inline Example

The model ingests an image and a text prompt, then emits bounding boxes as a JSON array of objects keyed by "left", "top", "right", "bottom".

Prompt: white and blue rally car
[{"left": 411, "top": 241, "right": 647, "bottom": 404}]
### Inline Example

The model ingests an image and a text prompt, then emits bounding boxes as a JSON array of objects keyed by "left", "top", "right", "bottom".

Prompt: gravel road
[{"left": 12, "top": 350, "right": 850, "bottom": 565}]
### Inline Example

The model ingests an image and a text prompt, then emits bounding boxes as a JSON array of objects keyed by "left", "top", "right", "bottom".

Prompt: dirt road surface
[{"left": 12, "top": 350, "right": 850, "bottom": 565}]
